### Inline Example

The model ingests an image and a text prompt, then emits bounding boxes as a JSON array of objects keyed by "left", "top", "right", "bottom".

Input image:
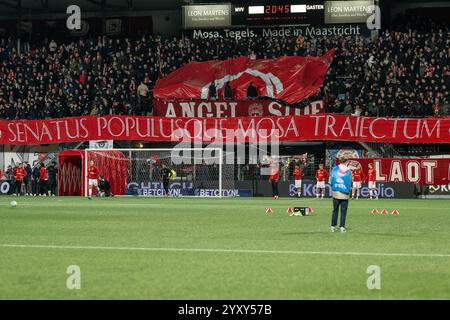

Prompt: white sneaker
[
  {"left": 330, "top": 226, "right": 336, "bottom": 233},
  {"left": 340, "top": 227, "right": 346, "bottom": 233}
]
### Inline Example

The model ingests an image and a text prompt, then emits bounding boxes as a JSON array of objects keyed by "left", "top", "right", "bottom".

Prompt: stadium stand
[{"left": 0, "top": 14, "right": 449, "bottom": 120}]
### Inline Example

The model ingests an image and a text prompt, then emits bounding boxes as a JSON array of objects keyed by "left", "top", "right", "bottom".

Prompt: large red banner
[
  {"left": 0, "top": 114, "right": 449, "bottom": 145},
  {"left": 153, "top": 99, "right": 324, "bottom": 118},
  {"left": 349, "top": 158, "right": 450, "bottom": 186},
  {"left": 153, "top": 51, "right": 334, "bottom": 104}
]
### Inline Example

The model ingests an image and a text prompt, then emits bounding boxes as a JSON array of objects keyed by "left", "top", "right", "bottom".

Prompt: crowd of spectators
[
  {"left": 0, "top": 14, "right": 449, "bottom": 120},
  {"left": 324, "top": 15, "right": 450, "bottom": 117}
]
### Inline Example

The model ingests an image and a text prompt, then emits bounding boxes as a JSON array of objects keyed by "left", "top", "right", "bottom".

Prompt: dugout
[{"left": 58, "top": 150, "right": 129, "bottom": 196}]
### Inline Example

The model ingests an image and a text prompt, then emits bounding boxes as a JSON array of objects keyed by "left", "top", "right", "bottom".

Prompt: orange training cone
[
  {"left": 266, "top": 208, "right": 273, "bottom": 214},
  {"left": 287, "top": 207, "right": 294, "bottom": 214},
  {"left": 391, "top": 209, "right": 400, "bottom": 215},
  {"left": 381, "top": 209, "right": 388, "bottom": 215},
  {"left": 308, "top": 207, "right": 314, "bottom": 213},
  {"left": 371, "top": 208, "right": 379, "bottom": 214}
]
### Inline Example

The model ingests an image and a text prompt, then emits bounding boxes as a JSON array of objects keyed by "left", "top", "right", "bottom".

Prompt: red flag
[{"left": 154, "top": 50, "right": 335, "bottom": 104}]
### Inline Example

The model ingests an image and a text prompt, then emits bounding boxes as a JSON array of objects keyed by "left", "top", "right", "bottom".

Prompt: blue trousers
[{"left": 331, "top": 198, "right": 349, "bottom": 228}]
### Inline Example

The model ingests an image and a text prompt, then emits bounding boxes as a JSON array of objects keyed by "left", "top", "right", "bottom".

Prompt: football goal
[{"left": 84, "top": 148, "right": 235, "bottom": 198}]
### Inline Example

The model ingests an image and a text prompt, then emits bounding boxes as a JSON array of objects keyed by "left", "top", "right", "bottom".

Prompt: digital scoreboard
[
  {"left": 182, "top": 1, "right": 375, "bottom": 29},
  {"left": 232, "top": 3, "right": 325, "bottom": 26}
]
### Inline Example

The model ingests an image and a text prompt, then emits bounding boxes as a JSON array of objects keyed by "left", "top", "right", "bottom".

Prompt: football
[{"left": 10, "top": 201, "right": 17, "bottom": 208}]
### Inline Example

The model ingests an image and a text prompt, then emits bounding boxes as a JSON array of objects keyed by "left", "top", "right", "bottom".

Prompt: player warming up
[
  {"left": 315, "top": 164, "right": 329, "bottom": 199},
  {"left": 269, "top": 159, "right": 280, "bottom": 199},
  {"left": 88, "top": 160, "right": 100, "bottom": 199},
  {"left": 12, "top": 162, "right": 27, "bottom": 196},
  {"left": 293, "top": 165, "right": 303, "bottom": 197},
  {"left": 351, "top": 166, "right": 364, "bottom": 199},
  {"left": 367, "top": 163, "right": 378, "bottom": 200}
]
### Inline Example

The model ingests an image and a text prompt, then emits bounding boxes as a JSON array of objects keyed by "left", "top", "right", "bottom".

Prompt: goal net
[{"left": 84, "top": 148, "right": 235, "bottom": 197}]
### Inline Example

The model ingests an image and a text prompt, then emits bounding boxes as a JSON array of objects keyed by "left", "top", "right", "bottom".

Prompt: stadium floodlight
[{"left": 84, "top": 148, "right": 234, "bottom": 198}]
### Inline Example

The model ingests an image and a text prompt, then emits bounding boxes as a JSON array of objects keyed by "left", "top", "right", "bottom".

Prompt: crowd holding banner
[
  {"left": 153, "top": 99, "right": 324, "bottom": 117},
  {"left": 1, "top": 114, "right": 449, "bottom": 146},
  {"left": 153, "top": 50, "right": 335, "bottom": 104}
]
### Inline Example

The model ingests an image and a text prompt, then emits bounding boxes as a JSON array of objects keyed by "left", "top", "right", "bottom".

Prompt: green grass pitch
[{"left": 0, "top": 196, "right": 449, "bottom": 299}]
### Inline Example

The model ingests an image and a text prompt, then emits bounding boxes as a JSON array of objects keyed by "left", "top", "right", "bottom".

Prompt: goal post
[{"left": 84, "top": 148, "right": 234, "bottom": 198}]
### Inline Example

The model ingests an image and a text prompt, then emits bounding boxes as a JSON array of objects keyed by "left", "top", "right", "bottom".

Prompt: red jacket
[
  {"left": 40, "top": 167, "right": 48, "bottom": 180},
  {"left": 269, "top": 163, "right": 280, "bottom": 182},
  {"left": 13, "top": 167, "right": 27, "bottom": 181},
  {"left": 293, "top": 168, "right": 302, "bottom": 180},
  {"left": 315, "top": 169, "right": 329, "bottom": 182},
  {"left": 352, "top": 168, "right": 365, "bottom": 182}
]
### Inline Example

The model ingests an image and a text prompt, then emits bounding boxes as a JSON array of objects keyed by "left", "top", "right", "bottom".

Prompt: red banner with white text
[
  {"left": 153, "top": 99, "right": 324, "bottom": 118},
  {"left": 349, "top": 158, "right": 450, "bottom": 186},
  {"left": 1, "top": 114, "right": 449, "bottom": 145},
  {"left": 153, "top": 51, "right": 334, "bottom": 104}
]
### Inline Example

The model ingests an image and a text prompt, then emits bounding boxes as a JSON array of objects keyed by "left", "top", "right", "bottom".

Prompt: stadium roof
[{"left": 0, "top": 0, "right": 186, "bottom": 15}]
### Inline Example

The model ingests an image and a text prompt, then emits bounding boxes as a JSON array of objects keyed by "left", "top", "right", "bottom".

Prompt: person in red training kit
[
  {"left": 351, "top": 167, "right": 365, "bottom": 199},
  {"left": 293, "top": 165, "right": 303, "bottom": 197},
  {"left": 12, "top": 162, "right": 27, "bottom": 196},
  {"left": 269, "top": 159, "right": 280, "bottom": 199},
  {"left": 87, "top": 160, "right": 100, "bottom": 199},
  {"left": 39, "top": 163, "right": 49, "bottom": 196},
  {"left": 367, "top": 162, "right": 378, "bottom": 200},
  {"left": 315, "top": 164, "right": 329, "bottom": 199}
]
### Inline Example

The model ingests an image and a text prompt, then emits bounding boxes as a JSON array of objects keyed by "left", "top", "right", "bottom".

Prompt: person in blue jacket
[{"left": 330, "top": 156, "right": 352, "bottom": 233}]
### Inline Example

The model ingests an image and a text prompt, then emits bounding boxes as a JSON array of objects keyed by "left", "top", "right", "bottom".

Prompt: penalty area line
[{"left": 0, "top": 244, "right": 449, "bottom": 258}]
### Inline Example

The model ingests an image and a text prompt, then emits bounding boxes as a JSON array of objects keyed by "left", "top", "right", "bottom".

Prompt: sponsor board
[
  {"left": 183, "top": 4, "right": 232, "bottom": 29},
  {"left": 289, "top": 181, "right": 397, "bottom": 199},
  {"left": 234, "top": 180, "right": 415, "bottom": 198},
  {"left": 422, "top": 184, "right": 450, "bottom": 198},
  {"left": 0, "top": 179, "right": 416, "bottom": 198},
  {"left": 187, "top": 24, "right": 367, "bottom": 40},
  {"left": 0, "top": 180, "right": 12, "bottom": 195},
  {"left": 126, "top": 181, "right": 252, "bottom": 197},
  {"left": 324, "top": 0, "right": 374, "bottom": 24}
]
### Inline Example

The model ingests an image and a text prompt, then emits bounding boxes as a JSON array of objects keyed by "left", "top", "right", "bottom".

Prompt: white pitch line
[
  {"left": 1, "top": 202, "right": 449, "bottom": 211},
  {"left": 0, "top": 244, "right": 449, "bottom": 258}
]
